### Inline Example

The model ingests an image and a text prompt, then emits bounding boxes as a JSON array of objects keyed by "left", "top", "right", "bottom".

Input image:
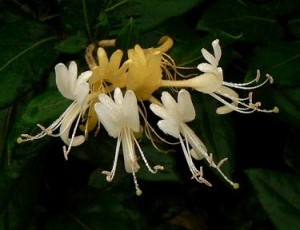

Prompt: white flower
[
  {"left": 193, "top": 39, "right": 277, "bottom": 114},
  {"left": 94, "top": 88, "right": 163, "bottom": 195},
  {"left": 18, "top": 61, "right": 92, "bottom": 160},
  {"left": 150, "top": 89, "right": 238, "bottom": 188}
]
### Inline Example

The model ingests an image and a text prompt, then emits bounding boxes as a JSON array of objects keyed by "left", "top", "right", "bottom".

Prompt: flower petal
[
  {"left": 123, "top": 90, "right": 140, "bottom": 132},
  {"left": 149, "top": 104, "right": 171, "bottom": 121},
  {"left": 157, "top": 120, "right": 180, "bottom": 138},
  {"left": 55, "top": 63, "right": 74, "bottom": 100},
  {"left": 94, "top": 101, "right": 121, "bottom": 138},
  {"left": 177, "top": 90, "right": 195, "bottom": 122},
  {"left": 161, "top": 91, "right": 180, "bottom": 120}
]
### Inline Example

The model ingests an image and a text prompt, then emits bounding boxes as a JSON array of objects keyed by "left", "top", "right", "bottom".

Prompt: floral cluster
[{"left": 18, "top": 36, "right": 278, "bottom": 195}]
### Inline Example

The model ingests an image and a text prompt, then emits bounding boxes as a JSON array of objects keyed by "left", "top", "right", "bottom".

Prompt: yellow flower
[{"left": 126, "top": 36, "right": 173, "bottom": 100}]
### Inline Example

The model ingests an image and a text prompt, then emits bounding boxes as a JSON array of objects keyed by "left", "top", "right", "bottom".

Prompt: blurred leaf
[
  {"left": 191, "top": 93, "right": 236, "bottom": 181},
  {"left": 288, "top": 17, "right": 300, "bottom": 38},
  {"left": 0, "top": 108, "right": 12, "bottom": 161},
  {"left": 116, "top": 18, "right": 140, "bottom": 50},
  {"left": 250, "top": 42, "right": 300, "bottom": 87},
  {"left": 0, "top": 158, "right": 41, "bottom": 230},
  {"left": 196, "top": 0, "right": 283, "bottom": 43},
  {"left": 137, "top": 139, "right": 181, "bottom": 182},
  {"left": 246, "top": 169, "right": 300, "bottom": 230},
  {"left": 44, "top": 187, "right": 146, "bottom": 230},
  {"left": 21, "top": 90, "right": 70, "bottom": 124},
  {"left": 55, "top": 33, "right": 89, "bottom": 54},
  {"left": 284, "top": 129, "right": 300, "bottom": 174},
  {"left": 268, "top": 88, "right": 300, "bottom": 127},
  {"left": 60, "top": 0, "right": 104, "bottom": 39},
  {"left": 0, "top": 20, "right": 58, "bottom": 109},
  {"left": 114, "top": 0, "right": 201, "bottom": 32}
]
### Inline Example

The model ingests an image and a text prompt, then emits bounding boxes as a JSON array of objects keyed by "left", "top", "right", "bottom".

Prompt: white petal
[
  {"left": 212, "top": 39, "right": 221, "bottom": 64},
  {"left": 113, "top": 87, "right": 123, "bottom": 106},
  {"left": 201, "top": 48, "right": 216, "bottom": 66},
  {"left": 157, "top": 120, "right": 180, "bottom": 138},
  {"left": 68, "top": 61, "right": 78, "bottom": 93},
  {"left": 74, "top": 82, "right": 89, "bottom": 106},
  {"left": 149, "top": 104, "right": 171, "bottom": 120},
  {"left": 77, "top": 70, "right": 92, "bottom": 85},
  {"left": 94, "top": 102, "right": 121, "bottom": 138},
  {"left": 55, "top": 63, "right": 74, "bottom": 100},
  {"left": 161, "top": 91, "right": 180, "bottom": 120},
  {"left": 177, "top": 90, "right": 195, "bottom": 122},
  {"left": 197, "top": 63, "right": 216, "bottom": 73},
  {"left": 123, "top": 90, "right": 140, "bottom": 132}
]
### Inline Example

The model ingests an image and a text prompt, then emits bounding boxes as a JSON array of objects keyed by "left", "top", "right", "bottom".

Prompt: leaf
[
  {"left": 288, "top": 17, "right": 300, "bottom": 38},
  {"left": 196, "top": 0, "right": 283, "bottom": 43},
  {"left": 21, "top": 90, "right": 70, "bottom": 124},
  {"left": 137, "top": 139, "right": 181, "bottom": 182},
  {"left": 55, "top": 33, "right": 89, "bottom": 54},
  {"left": 115, "top": 18, "right": 140, "bottom": 51},
  {"left": 246, "top": 169, "right": 300, "bottom": 230},
  {"left": 0, "top": 20, "right": 58, "bottom": 109},
  {"left": 0, "top": 158, "right": 41, "bottom": 230},
  {"left": 111, "top": 0, "right": 201, "bottom": 32},
  {"left": 44, "top": 187, "right": 146, "bottom": 229},
  {"left": 5, "top": 90, "right": 69, "bottom": 161},
  {"left": 250, "top": 42, "right": 300, "bottom": 87},
  {"left": 263, "top": 88, "right": 300, "bottom": 127},
  {"left": 284, "top": 128, "right": 300, "bottom": 174}
]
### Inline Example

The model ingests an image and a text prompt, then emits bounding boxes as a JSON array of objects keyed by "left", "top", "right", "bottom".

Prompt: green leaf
[
  {"left": 288, "top": 17, "right": 300, "bottom": 38},
  {"left": 196, "top": 0, "right": 283, "bottom": 43},
  {"left": 0, "top": 158, "right": 41, "bottom": 230},
  {"left": 116, "top": 18, "right": 140, "bottom": 50},
  {"left": 250, "top": 42, "right": 300, "bottom": 87},
  {"left": 21, "top": 90, "right": 70, "bottom": 124},
  {"left": 266, "top": 88, "right": 300, "bottom": 127},
  {"left": 55, "top": 33, "right": 89, "bottom": 54},
  {"left": 112, "top": 0, "right": 201, "bottom": 32},
  {"left": 5, "top": 90, "right": 69, "bottom": 160},
  {"left": 285, "top": 128, "right": 300, "bottom": 174},
  {"left": 0, "top": 20, "right": 58, "bottom": 109},
  {"left": 137, "top": 139, "right": 181, "bottom": 182},
  {"left": 44, "top": 187, "right": 145, "bottom": 229},
  {"left": 246, "top": 169, "right": 300, "bottom": 230}
]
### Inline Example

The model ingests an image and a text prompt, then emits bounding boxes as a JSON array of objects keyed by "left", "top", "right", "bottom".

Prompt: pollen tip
[
  {"left": 273, "top": 106, "right": 279, "bottom": 113},
  {"left": 136, "top": 188, "right": 143, "bottom": 196},
  {"left": 17, "top": 137, "right": 23, "bottom": 144},
  {"left": 232, "top": 183, "right": 239, "bottom": 190}
]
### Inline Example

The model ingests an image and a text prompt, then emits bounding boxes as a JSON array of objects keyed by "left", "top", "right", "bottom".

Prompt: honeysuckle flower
[
  {"left": 94, "top": 88, "right": 164, "bottom": 195},
  {"left": 126, "top": 36, "right": 173, "bottom": 101},
  {"left": 150, "top": 89, "right": 239, "bottom": 188},
  {"left": 83, "top": 44, "right": 132, "bottom": 133},
  {"left": 18, "top": 61, "right": 92, "bottom": 160},
  {"left": 159, "top": 39, "right": 278, "bottom": 114}
]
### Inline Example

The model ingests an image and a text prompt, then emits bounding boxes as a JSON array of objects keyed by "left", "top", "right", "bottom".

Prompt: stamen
[
  {"left": 131, "top": 165, "right": 142, "bottom": 196},
  {"left": 222, "top": 70, "right": 273, "bottom": 90},
  {"left": 101, "top": 132, "right": 122, "bottom": 181},
  {"left": 132, "top": 133, "right": 164, "bottom": 174}
]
